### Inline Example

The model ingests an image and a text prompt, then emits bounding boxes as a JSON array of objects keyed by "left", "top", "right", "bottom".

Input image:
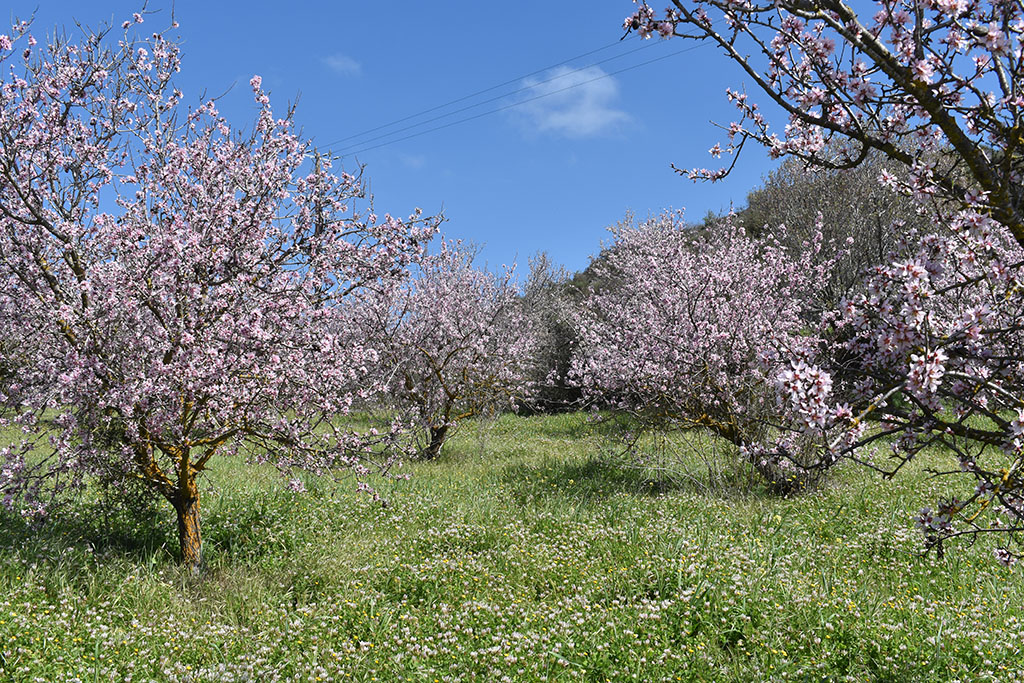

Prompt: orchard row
[{"left": 1, "top": 0, "right": 1023, "bottom": 568}]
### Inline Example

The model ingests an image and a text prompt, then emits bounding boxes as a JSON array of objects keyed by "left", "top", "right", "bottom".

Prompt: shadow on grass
[
  {"left": 0, "top": 484, "right": 297, "bottom": 569},
  {"left": 0, "top": 500, "right": 172, "bottom": 566},
  {"left": 521, "top": 411, "right": 642, "bottom": 441},
  {"left": 202, "top": 489, "right": 296, "bottom": 561},
  {"left": 501, "top": 456, "right": 684, "bottom": 503},
  {"left": 449, "top": 410, "right": 637, "bottom": 442},
  {"left": 501, "top": 445, "right": 794, "bottom": 507}
]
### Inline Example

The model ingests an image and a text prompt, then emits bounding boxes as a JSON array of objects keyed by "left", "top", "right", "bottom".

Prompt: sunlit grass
[{"left": 0, "top": 412, "right": 1021, "bottom": 681}]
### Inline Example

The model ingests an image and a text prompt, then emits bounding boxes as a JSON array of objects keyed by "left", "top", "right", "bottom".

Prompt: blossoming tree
[
  {"left": 367, "top": 241, "right": 535, "bottom": 459},
  {"left": 0, "top": 17, "right": 438, "bottom": 568},
  {"left": 521, "top": 252, "right": 580, "bottom": 413},
  {"left": 572, "top": 212, "right": 836, "bottom": 492},
  {"left": 625, "top": 0, "right": 1024, "bottom": 561}
]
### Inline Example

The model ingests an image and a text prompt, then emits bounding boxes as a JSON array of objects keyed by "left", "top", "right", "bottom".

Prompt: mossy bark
[{"left": 173, "top": 475, "right": 202, "bottom": 571}]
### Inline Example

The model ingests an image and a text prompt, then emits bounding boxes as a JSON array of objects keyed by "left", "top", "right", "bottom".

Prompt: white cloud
[
  {"left": 513, "top": 66, "right": 630, "bottom": 138},
  {"left": 323, "top": 53, "right": 361, "bottom": 77}
]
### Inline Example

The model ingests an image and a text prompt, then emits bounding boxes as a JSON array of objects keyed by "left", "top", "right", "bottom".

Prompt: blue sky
[{"left": 7, "top": 1, "right": 782, "bottom": 273}]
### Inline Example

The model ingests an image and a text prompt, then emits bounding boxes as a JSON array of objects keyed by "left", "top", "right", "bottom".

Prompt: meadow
[{"left": 1, "top": 413, "right": 1022, "bottom": 682}]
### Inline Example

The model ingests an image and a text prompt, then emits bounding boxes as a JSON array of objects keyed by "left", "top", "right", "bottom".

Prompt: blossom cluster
[
  {"left": 0, "top": 16, "right": 439, "bottom": 564},
  {"left": 359, "top": 241, "right": 537, "bottom": 458},
  {"left": 622, "top": 0, "right": 1024, "bottom": 558},
  {"left": 571, "top": 212, "right": 837, "bottom": 490}
]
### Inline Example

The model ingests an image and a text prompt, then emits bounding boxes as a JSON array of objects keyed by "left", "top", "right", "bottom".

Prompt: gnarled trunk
[
  {"left": 419, "top": 424, "right": 449, "bottom": 460},
  {"left": 173, "top": 475, "right": 202, "bottom": 571}
]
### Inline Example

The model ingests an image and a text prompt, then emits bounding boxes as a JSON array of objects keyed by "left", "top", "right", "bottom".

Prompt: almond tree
[
  {"left": 625, "top": 0, "right": 1024, "bottom": 561},
  {"left": 368, "top": 241, "right": 535, "bottom": 459},
  {"left": 521, "top": 252, "right": 580, "bottom": 413},
  {"left": 0, "top": 16, "right": 438, "bottom": 568},
  {"left": 571, "top": 212, "right": 836, "bottom": 492}
]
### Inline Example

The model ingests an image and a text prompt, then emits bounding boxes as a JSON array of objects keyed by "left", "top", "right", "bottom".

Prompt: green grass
[{"left": 0, "top": 412, "right": 1022, "bottom": 681}]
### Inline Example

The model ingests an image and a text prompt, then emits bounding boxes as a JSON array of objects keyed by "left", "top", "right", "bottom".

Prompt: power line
[
  {"left": 330, "top": 39, "right": 670, "bottom": 153},
  {"left": 338, "top": 41, "right": 706, "bottom": 158},
  {"left": 319, "top": 37, "right": 664, "bottom": 150}
]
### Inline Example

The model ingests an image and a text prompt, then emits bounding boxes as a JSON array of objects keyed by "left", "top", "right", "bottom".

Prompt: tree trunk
[
  {"left": 419, "top": 425, "right": 449, "bottom": 460},
  {"left": 174, "top": 475, "right": 202, "bottom": 571}
]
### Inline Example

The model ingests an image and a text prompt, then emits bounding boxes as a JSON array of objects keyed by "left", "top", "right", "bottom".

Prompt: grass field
[{"left": 0, "top": 412, "right": 1022, "bottom": 681}]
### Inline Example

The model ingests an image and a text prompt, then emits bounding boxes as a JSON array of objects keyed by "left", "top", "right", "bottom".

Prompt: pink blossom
[
  {"left": 0, "top": 15, "right": 440, "bottom": 565},
  {"left": 913, "top": 59, "right": 935, "bottom": 83},
  {"left": 616, "top": 0, "right": 1024, "bottom": 559},
  {"left": 994, "top": 548, "right": 1018, "bottom": 566},
  {"left": 360, "top": 241, "right": 536, "bottom": 458},
  {"left": 572, "top": 212, "right": 837, "bottom": 487}
]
